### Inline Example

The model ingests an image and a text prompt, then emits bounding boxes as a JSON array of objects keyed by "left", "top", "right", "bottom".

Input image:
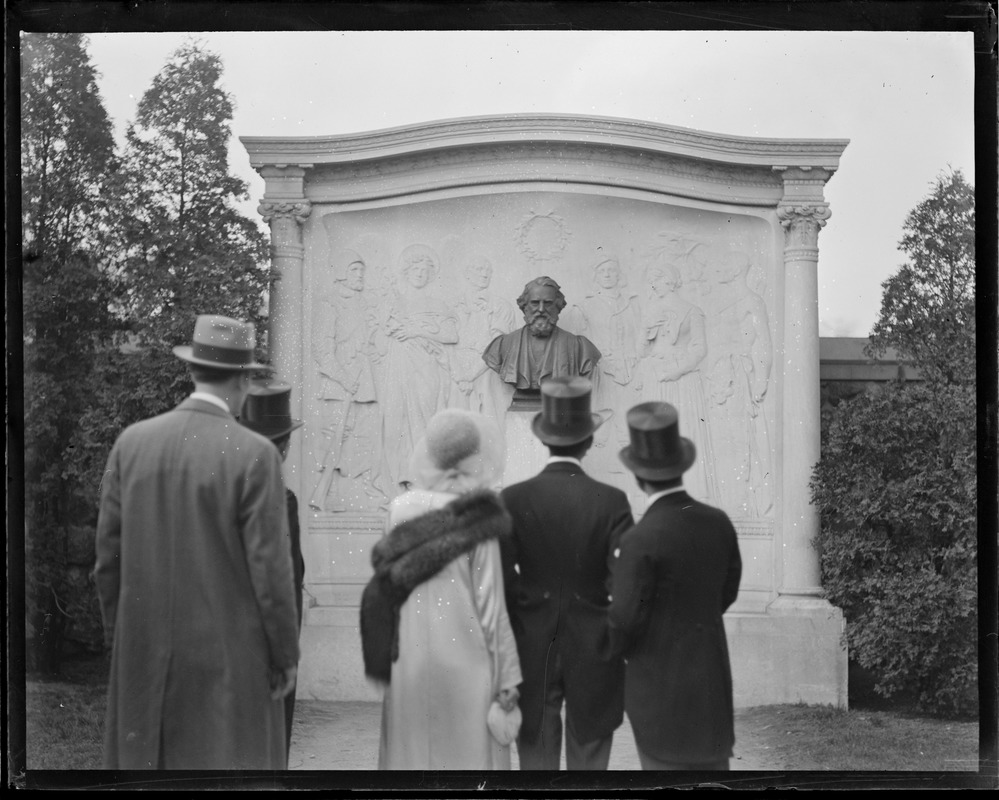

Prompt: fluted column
[
  {"left": 772, "top": 167, "right": 832, "bottom": 606},
  {"left": 257, "top": 166, "right": 312, "bottom": 495}
]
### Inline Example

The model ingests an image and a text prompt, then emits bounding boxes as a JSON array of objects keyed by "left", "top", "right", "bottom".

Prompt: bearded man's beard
[{"left": 526, "top": 312, "right": 557, "bottom": 338}]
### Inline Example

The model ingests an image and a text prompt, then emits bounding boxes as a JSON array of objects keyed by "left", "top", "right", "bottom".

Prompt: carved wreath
[{"left": 515, "top": 211, "right": 571, "bottom": 263}]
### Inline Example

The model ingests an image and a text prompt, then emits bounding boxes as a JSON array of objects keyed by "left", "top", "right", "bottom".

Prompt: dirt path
[{"left": 287, "top": 701, "right": 776, "bottom": 772}]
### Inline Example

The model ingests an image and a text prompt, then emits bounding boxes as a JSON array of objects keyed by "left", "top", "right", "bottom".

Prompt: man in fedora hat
[
  {"left": 240, "top": 377, "right": 306, "bottom": 761},
  {"left": 608, "top": 401, "right": 742, "bottom": 771},
  {"left": 499, "top": 376, "right": 634, "bottom": 770},
  {"left": 94, "top": 314, "right": 301, "bottom": 770}
]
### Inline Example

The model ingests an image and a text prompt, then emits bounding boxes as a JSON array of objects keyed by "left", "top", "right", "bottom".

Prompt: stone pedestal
[
  {"left": 501, "top": 408, "right": 548, "bottom": 487},
  {"left": 728, "top": 600, "right": 848, "bottom": 708},
  {"left": 242, "top": 115, "right": 850, "bottom": 709}
]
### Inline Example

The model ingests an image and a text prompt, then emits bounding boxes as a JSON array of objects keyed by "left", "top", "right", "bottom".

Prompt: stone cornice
[
  {"left": 303, "top": 142, "right": 786, "bottom": 207},
  {"left": 240, "top": 113, "right": 849, "bottom": 173}
]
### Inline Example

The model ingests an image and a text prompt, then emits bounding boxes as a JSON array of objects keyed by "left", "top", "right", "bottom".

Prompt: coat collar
[
  {"left": 645, "top": 489, "right": 692, "bottom": 512},
  {"left": 542, "top": 460, "right": 586, "bottom": 476},
  {"left": 178, "top": 396, "right": 233, "bottom": 418},
  {"left": 188, "top": 391, "right": 231, "bottom": 414}
]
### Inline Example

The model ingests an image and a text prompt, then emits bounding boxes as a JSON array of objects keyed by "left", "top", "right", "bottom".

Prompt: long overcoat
[
  {"left": 94, "top": 398, "right": 301, "bottom": 770},
  {"left": 500, "top": 461, "right": 634, "bottom": 745},
  {"left": 608, "top": 491, "right": 742, "bottom": 765},
  {"left": 378, "top": 490, "right": 522, "bottom": 769}
]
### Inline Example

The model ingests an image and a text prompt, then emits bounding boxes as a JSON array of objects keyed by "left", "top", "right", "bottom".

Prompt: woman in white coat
[{"left": 374, "top": 409, "right": 522, "bottom": 769}]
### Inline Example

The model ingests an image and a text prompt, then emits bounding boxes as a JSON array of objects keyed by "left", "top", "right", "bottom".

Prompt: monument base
[
  {"left": 296, "top": 600, "right": 848, "bottom": 709},
  {"left": 500, "top": 408, "right": 548, "bottom": 487},
  {"left": 726, "top": 599, "right": 848, "bottom": 708}
]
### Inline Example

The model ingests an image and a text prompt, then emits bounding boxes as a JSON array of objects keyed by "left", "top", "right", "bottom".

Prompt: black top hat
[
  {"left": 173, "top": 314, "right": 271, "bottom": 371},
  {"left": 618, "top": 402, "right": 696, "bottom": 481},
  {"left": 531, "top": 377, "right": 604, "bottom": 446},
  {"left": 240, "top": 379, "right": 303, "bottom": 440}
]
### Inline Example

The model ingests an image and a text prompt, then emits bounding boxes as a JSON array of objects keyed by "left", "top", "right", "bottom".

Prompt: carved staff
[{"left": 308, "top": 402, "right": 350, "bottom": 511}]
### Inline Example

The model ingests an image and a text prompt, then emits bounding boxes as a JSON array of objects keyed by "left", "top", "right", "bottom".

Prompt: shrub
[{"left": 811, "top": 380, "right": 977, "bottom": 716}]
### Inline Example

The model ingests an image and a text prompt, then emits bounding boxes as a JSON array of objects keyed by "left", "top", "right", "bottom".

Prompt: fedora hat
[
  {"left": 240, "top": 379, "right": 303, "bottom": 440},
  {"left": 531, "top": 377, "right": 604, "bottom": 446},
  {"left": 618, "top": 402, "right": 696, "bottom": 481},
  {"left": 173, "top": 314, "right": 271, "bottom": 371}
]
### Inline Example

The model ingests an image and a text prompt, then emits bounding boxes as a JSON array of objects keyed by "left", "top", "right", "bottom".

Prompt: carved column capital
[
  {"left": 258, "top": 200, "right": 313, "bottom": 226},
  {"left": 776, "top": 203, "right": 831, "bottom": 254}
]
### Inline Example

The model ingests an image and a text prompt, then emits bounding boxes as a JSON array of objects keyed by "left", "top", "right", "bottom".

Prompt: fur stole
[
  {"left": 361, "top": 489, "right": 511, "bottom": 680},
  {"left": 372, "top": 488, "right": 511, "bottom": 594}
]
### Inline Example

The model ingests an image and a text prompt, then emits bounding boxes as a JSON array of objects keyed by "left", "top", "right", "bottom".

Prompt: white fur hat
[{"left": 408, "top": 409, "right": 506, "bottom": 494}]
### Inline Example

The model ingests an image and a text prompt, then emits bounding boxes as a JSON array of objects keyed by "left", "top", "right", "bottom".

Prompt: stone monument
[{"left": 242, "top": 114, "right": 849, "bottom": 709}]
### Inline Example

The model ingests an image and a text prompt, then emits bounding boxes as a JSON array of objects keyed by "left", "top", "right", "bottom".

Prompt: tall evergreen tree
[
  {"left": 113, "top": 39, "right": 269, "bottom": 352},
  {"left": 21, "top": 32, "right": 117, "bottom": 260},
  {"left": 72, "top": 40, "right": 272, "bottom": 505},
  {"left": 21, "top": 33, "right": 119, "bottom": 671},
  {"left": 867, "top": 168, "right": 975, "bottom": 387},
  {"left": 79, "top": 41, "right": 272, "bottom": 509}
]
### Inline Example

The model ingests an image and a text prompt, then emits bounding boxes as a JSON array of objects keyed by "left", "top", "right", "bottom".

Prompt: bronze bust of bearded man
[{"left": 482, "top": 276, "right": 602, "bottom": 410}]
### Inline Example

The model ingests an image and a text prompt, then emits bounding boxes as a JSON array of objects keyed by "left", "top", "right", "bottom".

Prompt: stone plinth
[{"left": 242, "top": 114, "right": 850, "bottom": 709}]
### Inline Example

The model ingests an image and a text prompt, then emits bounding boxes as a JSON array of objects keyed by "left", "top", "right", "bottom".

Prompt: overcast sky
[{"left": 81, "top": 29, "right": 976, "bottom": 338}]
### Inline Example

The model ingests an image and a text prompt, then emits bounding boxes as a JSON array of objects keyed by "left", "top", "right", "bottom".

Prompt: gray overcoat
[{"left": 94, "top": 397, "right": 300, "bottom": 769}]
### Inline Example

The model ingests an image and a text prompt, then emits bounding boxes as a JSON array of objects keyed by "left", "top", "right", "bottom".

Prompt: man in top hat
[
  {"left": 499, "top": 377, "right": 634, "bottom": 770},
  {"left": 94, "top": 314, "right": 301, "bottom": 770},
  {"left": 608, "top": 402, "right": 742, "bottom": 771},
  {"left": 240, "top": 378, "right": 305, "bottom": 761}
]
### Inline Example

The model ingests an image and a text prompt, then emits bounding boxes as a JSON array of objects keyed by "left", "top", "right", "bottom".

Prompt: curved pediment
[
  {"left": 242, "top": 114, "right": 847, "bottom": 207},
  {"left": 242, "top": 113, "right": 849, "bottom": 169}
]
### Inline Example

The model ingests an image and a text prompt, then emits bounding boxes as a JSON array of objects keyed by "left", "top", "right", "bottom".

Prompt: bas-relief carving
[
  {"left": 697, "top": 249, "right": 774, "bottom": 517},
  {"left": 380, "top": 244, "right": 459, "bottom": 490},
  {"left": 515, "top": 210, "right": 571, "bottom": 263},
  {"left": 309, "top": 198, "right": 775, "bottom": 522},
  {"left": 636, "top": 248, "right": 716, "bottom": 502},
  {"left": 448, "top": 254, "right": 516, "bottom": 424},
  {"left": 310, "top": 249, "right": 391, "bottom": 513},
  {"left": 564, "top": 255, "right": 643, "bottom": 474},
  {"left": 310, "top": 235, "right": 519, "bottom": 512}
]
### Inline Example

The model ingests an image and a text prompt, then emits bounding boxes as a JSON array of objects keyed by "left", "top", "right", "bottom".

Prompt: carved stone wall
[{"left": 243, "top": 116, "right": 850, "bottom": 706}]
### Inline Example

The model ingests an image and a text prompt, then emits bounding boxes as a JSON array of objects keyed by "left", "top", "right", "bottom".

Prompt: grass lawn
[
  {"left": 735, "top": 703, "right": 980, "bottom": 772},
  {"left": 17, "top": 653, "right": 987, "bottom": 782}
]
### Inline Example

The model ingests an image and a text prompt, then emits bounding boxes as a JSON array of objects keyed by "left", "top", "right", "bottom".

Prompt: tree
[
  {"left": 21, "top": 33, "right": 118, "bottom": 261},
  {"left": 70, "top": 39, "right": 271, "bottom": 516},
  {"left": 867, "top": 168, "right": 975, "bottom": 386},
  {"left": 112, "top": 39, "right": 269, "bottom": 354},
  {"left": 811, "top": 169, "right": 977, "bottom": 716},
  {"left": 21, "top": 33, "right": 120, "bottom": 672},
  {"left": 21, "top": 37, "right": 273, "bottom": 673}
]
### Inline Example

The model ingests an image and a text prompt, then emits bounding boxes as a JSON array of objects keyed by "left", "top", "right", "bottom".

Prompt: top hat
[
  {"left": 173, "top": 314, "right": 271, "bottom": 371},
  {"left": 531, "top": 377, "right": 604, "bottom": 446},
  {"left": 618, "top": 402, "right": 696, "bottom": 481},
  {"left": 239, "top": 379, "right": 303, "bottom": 440}
]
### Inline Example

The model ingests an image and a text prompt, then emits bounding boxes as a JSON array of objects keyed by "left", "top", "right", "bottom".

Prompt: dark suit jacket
[
  {"left": 500, "top": 461, "right": 634, "bottom": 744},
  {"left": 608, "top": 490, "right": 742, "bottom": 764},
  {"left": 284, "top": 488, "right": 305, "bottom": 757},
  {"left": 286, "top": 489, "right": 305, "bottom": 627}
]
